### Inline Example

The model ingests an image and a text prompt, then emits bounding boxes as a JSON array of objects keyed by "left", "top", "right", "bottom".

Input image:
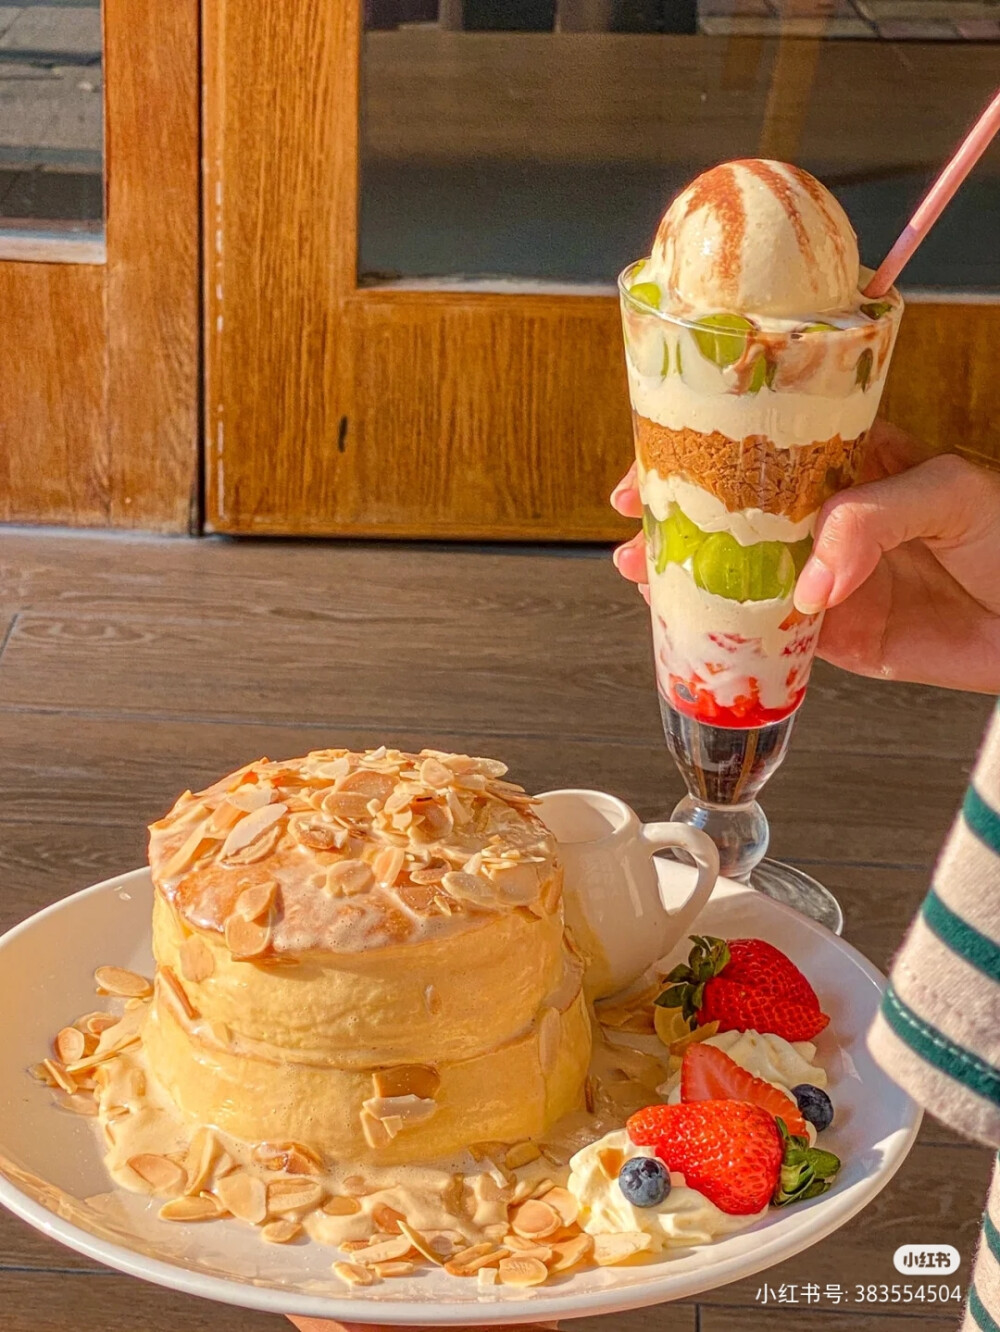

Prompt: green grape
[
  {"left": 692, "top": 313, "right": 755, "bottom": 368},
  {"left": 855, "top": 347, "right": 874, "bottom": 390},
  {"left": 659, "top": 507, "right": 705, "bottom": 572},
  {"left": 789, "top": 536, "right": 813, "bottom": 577},
  {"left": 693, "top": 533, "right": 797, "bottom": 602},
  {"left": 629, "top": 281, "right": 662, "bottom": 311},
  {"left": 642, "top": 505, "right": 659, "bottom": 568},
  {"left": 800, "top": 321, "right": 837, "bottom": 334},
  {"left": 676, "top": 340, "right": 683, "bottom": 375},
  {"left": 861, "top": 301, "right": 893, "bottom": 320},
  {"left": 660, "top": 339, "right": 672, "bottom": 378},
  {"left": 746, "top": 355, "right": 775, "bottom": 394}
]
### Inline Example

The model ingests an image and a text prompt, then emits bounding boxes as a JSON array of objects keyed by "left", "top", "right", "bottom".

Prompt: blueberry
[
  {"left": 792, "top": 1084, "right": 834, "bottom": 1132},
  {"left": 618, "top": 1156, "right": 671, "bottom": 1208}
]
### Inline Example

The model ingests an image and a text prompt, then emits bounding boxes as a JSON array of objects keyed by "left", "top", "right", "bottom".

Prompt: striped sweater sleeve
[{"left": 868, "top": 703, "right": 1000, "bottom": 1146}]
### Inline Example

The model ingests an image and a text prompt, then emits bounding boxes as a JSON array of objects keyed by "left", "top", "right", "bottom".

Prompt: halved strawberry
[
  {"left": 680, "top": 1042, "right": 808, "bottom": 1137},
  {"left": 626, "top": 1100, "right": 783, "bottom": 1215}
]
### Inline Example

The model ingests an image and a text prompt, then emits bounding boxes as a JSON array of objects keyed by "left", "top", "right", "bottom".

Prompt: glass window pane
[
  {"left": 360, "top": 4, "right": 999, "bottom": 291},
  {"left": 0, "top": 0, "right": 103, "bottom": 235}
]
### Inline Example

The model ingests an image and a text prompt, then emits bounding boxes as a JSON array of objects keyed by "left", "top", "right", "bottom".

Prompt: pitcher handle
[{"left": 638, "top": 822, "right": 718, "bottom": 936}]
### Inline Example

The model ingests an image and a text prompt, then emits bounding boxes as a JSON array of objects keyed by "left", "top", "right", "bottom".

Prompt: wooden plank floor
[{"left": 0, "top": 530, "right": 994, "bottom": 1332}]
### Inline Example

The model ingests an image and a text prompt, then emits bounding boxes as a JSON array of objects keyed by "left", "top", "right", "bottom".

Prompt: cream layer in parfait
[{"left": 620, "top": 159, "right": 902, "bottom": 729}]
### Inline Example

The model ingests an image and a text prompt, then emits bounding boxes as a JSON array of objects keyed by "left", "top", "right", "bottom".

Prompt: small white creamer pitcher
[{"left": 535, "top": 788, "right": 719, "bottom": 1001}]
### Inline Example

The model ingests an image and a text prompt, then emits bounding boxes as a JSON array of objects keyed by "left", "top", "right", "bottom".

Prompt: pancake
[{"left": 144, "top": 746, "right": 592, "bottom": 1164}]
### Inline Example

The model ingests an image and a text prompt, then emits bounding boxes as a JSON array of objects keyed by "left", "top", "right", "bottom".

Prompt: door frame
[{"left": 0, "top": 0, "right": 199, "bottom": 532}]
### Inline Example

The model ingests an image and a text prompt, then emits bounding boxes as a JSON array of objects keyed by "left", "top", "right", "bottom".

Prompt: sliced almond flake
[
  {"left": 207, "top": 800, "right": 245, "bottom": 836},
  {"left": 232, "top": 879, "right": 277, "bottom": 922},
  {"left": 362, "top": 1094, "right": 437, "bottom": 1129},
  {"left": 418, "top": 757, "right": 453, "bottom": 788},
  {"left": 332, "top": 1260, "right": 376, "bottom": 1288},
  {"left": 178, "top": 934, "right": 215, "bottom": 983},
  {"left": 251, "top": 1141, "right": 324, "bottom": 1175},
  {"left": 432, "top": 894, "right": 455, "bottom": 917},
  {"left": 537, "top": 1007, "right": 560, "bottom": 1077},
  {"left": 94, "top": 966, "right": 152, "bottom": 1000},
  {"left": 668, "top": 1020, "right": 721, "bottom": 1055},
  {"left": 446, "top": 788, "right": 473, "bottom": 826},
  {"left": 592, "top": 1231, "right": 653, "bottom": 1265},
  {"left": 261, "top": 1218, "right": 302, "bottom": 1244},
  {"left": 549, "top": 1233, "right": 594, "bottom": 1273},
  {"left": 372, "top": 1064, "right": 440, "bottom": 1100},
  {"left": 128, "top": 1153, "right": 186, "bottom": 1195},
  {"left": 54, "top": 1091, "right": 99, "bottom": 1117},
  {"left": 454, "top": 771, "right": 487, "bottom": 791},
  {"left": 372, "top": 845, "right": 405, "bottom": 887},
  {"left": 266, "top": 1179, "right": 324, "bottom": 1214},
  {"left": 488, "top": 861, "right": 540, "bottom": 906},
  {"left": 215, "top": 1170, "right": 268, "bottom": 1225},
  {"left": 72, "top": 1010, "right": 114, "bottom": 1036},
  {"left": 224, "top": 914, "right": 271, "bottom": 959},
  {"left": 360, "top": 1109, "right": 392, "bottom": 1150},
  {"left": 160, "top": 824, "right": 218, "bottom": 881},
  {"left": 399, "top": 881, "right": 436, "bottom": 912},
  {"left": 159, "top": 965, "right": 199, "bottom": 1021},
  {"left": 502, "top": 1237, "right": 553, "bottom": 1262},
  {"left": 498, "top": 1255, "right": 548, "bottom": 1287},
  {"left": 597, "top": 1147, "right": 625, "bottom": 1182},
  {"left": 503, "top": 1141, "right": 541, "bottom": 1171},
  {"left": 538, "top": 1186, "right": 579, "bottom": 1227},
  {"left": 528, "top": 1178, "right": 556, "bottom": 1200},
  {"left": 374, "top": 1260, "right": 415, "bottom": 1278},
  {"left": 289, "top": 815, "right": 346, "bottom": 851},
  {"left": 337, "top": 769, "right": 395, "bottom": 801},
  {"left": 228, "top": 783, "right": 275, "bottom": 813},
  {"left": 445, "top": 1244, "right": 506, "bottom": 1277},
  {"left": 511, "top": 1199, "right": 560, "bottom": 1240},
  {"left": 223, "top": 821, "right": 283, "bottom": 867},
  {"left": 478, "top": 1266, "right": 499, "bottom": 1288},
  {"left": 322, "top": 1195, "right": 361, "bottom": 1216},
  {"left": 54, "top": 1027, "right": 86, "bottom": 1065},
  {"left": 219, "top": 803, "right": 287, "bottom": 859},
  {"left": 323, "top": 859, "right": 374, "bottom": 898},
  {"left": 391, "top": 808, "right": 414, "bottom": 831},
  {"left": 320, "top": 791, "right": 372, "bottom": 822},
  {"left": 441, "top": 870, "right": 499, "bottom": 909},
  {"left": 355, "top": 1235, "right": 413, "bottom": 1265},
  {"left": 397, "top": 1221, "right": 445, "bottom": 1265},
  {"left": 510, "top": 1179, "right": 535, "bottom": 1206},
  {"left": 182, "top": 1127, "right": 219, "bottom": 1195},
  {"left": 340, "top": 1174, "right": 371, "bottom": 1197},
  {"left": 159, "top": 1194, "right": 223, "bottom": 1222},
  {"left": 341, "top": 1237, "right": 379, "bottom": 1252},
  {"left": 41, "top": 1058, "right": 77, "bottom": 1095}
]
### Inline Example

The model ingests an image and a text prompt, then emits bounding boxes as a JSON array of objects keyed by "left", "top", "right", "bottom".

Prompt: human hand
[{"left": 610, "top": 422, "right": 1000, "bottom": 693}]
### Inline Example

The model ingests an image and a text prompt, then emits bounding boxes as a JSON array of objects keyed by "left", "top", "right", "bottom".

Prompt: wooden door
[
  {"left": 0, "top": 0, "right": 198, "bottom": 532},
  {"left": 205, "top": 4, "right": 1000, "bottom": 540}
]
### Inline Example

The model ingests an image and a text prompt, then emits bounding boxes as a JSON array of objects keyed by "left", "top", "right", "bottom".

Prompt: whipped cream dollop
[{"left": 568, "top": 1129, "right": 765, "bottom": 1249}]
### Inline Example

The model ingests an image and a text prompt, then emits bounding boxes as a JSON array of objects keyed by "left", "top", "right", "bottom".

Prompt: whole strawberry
[
  {"left": 627, "top": 1100, "right": 783, "bottom": 1215},
  {"left": 656, "top": 935, "right": 829, "bottom": 1042}
]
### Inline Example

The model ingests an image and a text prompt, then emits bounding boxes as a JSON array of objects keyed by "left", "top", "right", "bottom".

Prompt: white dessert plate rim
[{"left": 0, "top": 865, "right": 922, "bottom": 1325}]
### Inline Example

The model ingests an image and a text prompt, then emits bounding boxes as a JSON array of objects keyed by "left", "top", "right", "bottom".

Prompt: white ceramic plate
[{"left": 0, "top": 866, "right": 920, "bottom": 1326}]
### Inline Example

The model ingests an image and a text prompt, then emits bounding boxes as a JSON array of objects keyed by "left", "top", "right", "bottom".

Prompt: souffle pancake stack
[{"left": 143, "top": 747, "right": 592, "bottom": 1164}]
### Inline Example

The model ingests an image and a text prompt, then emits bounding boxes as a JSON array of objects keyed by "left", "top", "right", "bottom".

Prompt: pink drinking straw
[{"left": 864, "top": 87, "right": 1000, "bottom": 298}]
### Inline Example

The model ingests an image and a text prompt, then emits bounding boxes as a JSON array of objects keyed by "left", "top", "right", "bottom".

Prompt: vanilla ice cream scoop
[{"left": 648, "top": 159, "right": 860, "bottom": 318}]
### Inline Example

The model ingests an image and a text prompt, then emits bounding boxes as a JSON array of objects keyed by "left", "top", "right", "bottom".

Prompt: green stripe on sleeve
[
  {"left": 923, "top": 888, "right": 1000, "bottom": 982},
  {"left": 965, "top": 784, "right": 1000, "bottom": 858},
  {"left": 985, "top": 1211, "right": 1000, "bottom": 1266},
  {"left": 969, "top": 1282, "right": 1000, "bottom": 1332},
  {"left": 881, "top": 985, "right": 1000, "bottom": 1108}
]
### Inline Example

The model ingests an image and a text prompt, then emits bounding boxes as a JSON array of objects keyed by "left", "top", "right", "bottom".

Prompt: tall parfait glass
[{"left": 619, "top": 264, "right": 903, "bottom": 931}]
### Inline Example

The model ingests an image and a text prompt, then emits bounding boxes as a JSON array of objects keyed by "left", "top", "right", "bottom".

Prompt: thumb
[{"left": 794, "top": 453, "right": 989, "bottom": 614}]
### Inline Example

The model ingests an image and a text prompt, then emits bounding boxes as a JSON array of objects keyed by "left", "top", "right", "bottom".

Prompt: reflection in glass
[
  {"left": 360, "top": 2, "right": 1000, "bottom": 289},
  {"left": 0, "top": 0, "right": 103, "bottom": 233}
]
